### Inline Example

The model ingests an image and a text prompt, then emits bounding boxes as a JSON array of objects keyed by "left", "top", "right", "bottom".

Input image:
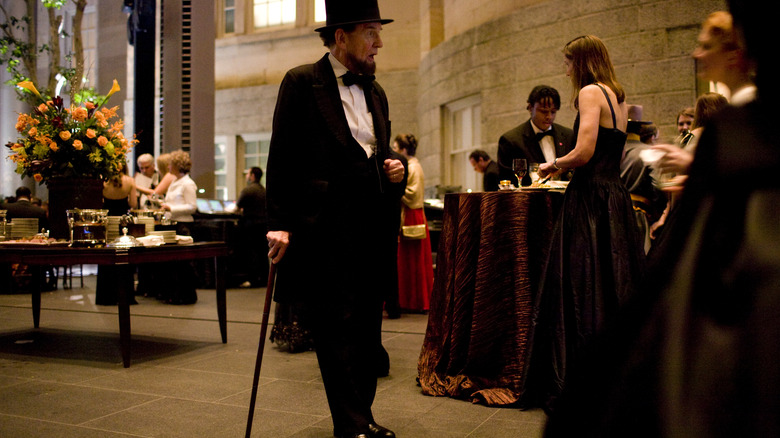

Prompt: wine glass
[{"left": 512, "top": 159, "right": 527, "bottom": 186}]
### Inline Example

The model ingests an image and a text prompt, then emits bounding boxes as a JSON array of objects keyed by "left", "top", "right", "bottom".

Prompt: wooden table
[
  {"left": 0, "top": 242, "right": 228, "bottom": 367},
  {"left": 417, "top": 190, "right": 563, "bottom": 406}
]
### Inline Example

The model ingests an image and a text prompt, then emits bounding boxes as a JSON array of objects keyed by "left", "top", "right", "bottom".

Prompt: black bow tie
[
  {"left": 535, "top": 130, "right": 553, "bottom": 142},
  {"left": 342, "top": 71, "right": 375, "bottom": 87}
]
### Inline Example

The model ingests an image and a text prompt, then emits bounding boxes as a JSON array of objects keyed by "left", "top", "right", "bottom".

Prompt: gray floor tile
[{"left": 0, "top": 273, "right": 546, "bottom": 437}]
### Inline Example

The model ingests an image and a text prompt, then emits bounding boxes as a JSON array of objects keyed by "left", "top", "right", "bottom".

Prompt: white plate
[{"left": 639, "top": 148, "right": 664, "bottom": 164}]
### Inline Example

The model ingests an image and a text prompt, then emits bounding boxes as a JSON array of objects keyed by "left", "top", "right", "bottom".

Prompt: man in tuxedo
[
  {"left": 2, "top": 186, "right": 48, "bottom": 230},
  {"left": 497, "top": 85, "right": 573, "bottom": 186},
  {"left": 265, "top": 1, "right": 405, "bottom": 437}
]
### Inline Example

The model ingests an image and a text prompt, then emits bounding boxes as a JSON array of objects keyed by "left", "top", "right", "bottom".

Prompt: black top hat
[
  {"left": 626, "top": 104, "right": 652, "bottom": 134},
  {"left": 315, "top": 0, "right": 393, "bottom": 32}
]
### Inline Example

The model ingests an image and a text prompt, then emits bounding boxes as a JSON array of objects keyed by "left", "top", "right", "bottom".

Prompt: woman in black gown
[
  {"left": 96, "top": 164, "right": 138, "bottom": 305},
  {"left": 527, "top": 35, "right": 645, "bottom": 411},
  {"left": 542, "top": 3, "right": 780, "bottom": 436}
]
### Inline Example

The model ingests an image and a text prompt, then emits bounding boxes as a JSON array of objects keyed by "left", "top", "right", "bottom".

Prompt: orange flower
[
  {"left": 17, "top": 80, "right": 42, "bottom": 98},
  {"left": 72, "top": 107, "right": 88, "bottom": 122},
  {"left": 110, "top": 120, "right": 124, "bottom": 134},
  {"left": 106, "top": 79, "right": 120, "bottom": 98},
  {"left": 95, "top": 111, "right": 108, "bottom": 128},
  {"left": 8, "top": 79, "right": 135, "bottom": 184},
  {"left": 101, "top": 106, "right": 118, "bottom": 119}
]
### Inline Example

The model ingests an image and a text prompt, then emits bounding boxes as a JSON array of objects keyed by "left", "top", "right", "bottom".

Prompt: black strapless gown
[
  {"left": 103, "top": 197, "right": 131, "bottom": 216},
  {"left": 95, "top": 197, "right": 134, "bottom": 305},
  {"left": 524, "top": 85, "right": 645, "bottom": 411}
]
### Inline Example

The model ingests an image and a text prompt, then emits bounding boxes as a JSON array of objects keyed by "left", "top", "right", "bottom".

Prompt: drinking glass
[
  {"left": 529, "top": 163, "right": 540, "bottom": 183},
  {"left": 512, "top": 159, "right": 528, "bottom": 185}
]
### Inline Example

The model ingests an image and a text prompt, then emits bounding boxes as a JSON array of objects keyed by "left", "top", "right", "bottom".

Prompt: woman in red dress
[{"left": 393, "top": 134, "right": 434, "bottom": 312}]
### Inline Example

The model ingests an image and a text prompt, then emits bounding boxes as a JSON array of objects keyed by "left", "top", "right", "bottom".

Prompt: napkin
[
  {"left": 175, "top": 235, "right": 193, "bottom": 245},
  {"left": 136, "top": 235, "right": 165, "bottom": 247}
]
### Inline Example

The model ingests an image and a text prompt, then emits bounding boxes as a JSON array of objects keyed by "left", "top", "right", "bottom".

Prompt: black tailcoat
[
  {"left": 265, "top": 53, "right": 405, "bottom": 436},
  {"left": 497, "top": 120, "right": 573, "bottom": 186}
]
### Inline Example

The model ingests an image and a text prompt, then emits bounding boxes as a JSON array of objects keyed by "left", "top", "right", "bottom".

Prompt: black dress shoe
[{"left": 368, "top": 423, "right": 395, "bottom": 438}]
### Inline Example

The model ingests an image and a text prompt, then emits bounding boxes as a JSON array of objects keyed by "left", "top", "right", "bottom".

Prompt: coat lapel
[
  {"left": 367, "top": 84, "right": 388, "bottom": 160},
  {"left": 522, "top": 122, "right": 546, "bottom": 163},
  {"left": 312, "top": 55, "right": 355, "bottom": 151},
  {"left": 552, "top": 126, "right": 568, "bottom": 157}
]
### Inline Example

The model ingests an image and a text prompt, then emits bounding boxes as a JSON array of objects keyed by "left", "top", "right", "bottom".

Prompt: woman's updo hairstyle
[{"left": 394, "top": 133, "right": 418, "bottom": 156}]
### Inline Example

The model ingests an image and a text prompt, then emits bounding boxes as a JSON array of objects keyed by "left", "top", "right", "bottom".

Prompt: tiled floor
[{"left": 0, "top": 270, "right": 546, "bottom": 437}]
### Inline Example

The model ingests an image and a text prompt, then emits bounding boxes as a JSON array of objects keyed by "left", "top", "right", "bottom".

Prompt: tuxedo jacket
[
  {"left": 266, "top": 53, "right": 405, "bottom": 303},
  {"left": 497, "top": 120, "right": 573, "bottom": 186},
  {"left": 1, "top": 199, "right": 49, "bottom": 230}
]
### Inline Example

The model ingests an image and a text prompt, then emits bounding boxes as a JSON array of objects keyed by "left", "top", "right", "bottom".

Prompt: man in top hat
[
  {"left": 619, "top": 104, "right": 666, "bottom": 253},
  {"left": 265, "top": 1, "right": 405, "bottom": 437},
  {"left": 497, "top": 85, "right": 573, "bottom": 186}
]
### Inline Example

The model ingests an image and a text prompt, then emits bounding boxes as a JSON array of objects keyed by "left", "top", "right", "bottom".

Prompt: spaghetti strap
[{"left": 595, "top": 83, "right": 617, "bottom": 129}]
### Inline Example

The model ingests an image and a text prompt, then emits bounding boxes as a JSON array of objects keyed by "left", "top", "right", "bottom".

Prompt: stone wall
[
  {"left": 415, "top": 0, "right": 726, "bottom": 189},
  {"left": 213, "top": 0, "right": 728, "bottom": 193}
]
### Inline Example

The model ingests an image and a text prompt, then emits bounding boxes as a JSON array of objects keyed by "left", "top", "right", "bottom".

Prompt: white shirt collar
[
  {"left": 531, "top": 122, "right": 550, "bottom": 135},
  {"left": 328, "top": 53, "right": 350, "bottom": 84}
]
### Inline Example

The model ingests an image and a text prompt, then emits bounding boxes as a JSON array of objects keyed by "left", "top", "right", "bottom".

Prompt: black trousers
[{"left": 307, "top": 288, "right": 385, "bottom": 436}]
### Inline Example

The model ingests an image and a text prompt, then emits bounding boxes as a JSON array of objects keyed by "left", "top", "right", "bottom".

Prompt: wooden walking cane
[{"left": 245, "top": 262, "right": 277, "bottom": 438}]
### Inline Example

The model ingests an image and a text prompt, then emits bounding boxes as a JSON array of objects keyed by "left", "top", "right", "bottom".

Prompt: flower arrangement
[{"left": 5, "top": 80, "right": 136, "bottom": 184}]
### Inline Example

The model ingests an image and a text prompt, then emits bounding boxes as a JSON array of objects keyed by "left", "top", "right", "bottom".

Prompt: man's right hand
[{"left": 267, "top": 230, "right": 290, "bottom": 264}]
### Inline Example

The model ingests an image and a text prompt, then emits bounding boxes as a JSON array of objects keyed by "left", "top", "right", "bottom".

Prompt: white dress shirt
[
  {"left": 531, "top": 123, "right": 557, "bottom": 163},
  {"left": 328, "top": 53, "right": 376, "bottom": 158}
]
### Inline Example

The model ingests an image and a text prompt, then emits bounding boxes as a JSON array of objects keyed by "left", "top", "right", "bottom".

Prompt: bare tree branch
[
  {"left": 68, "top": 0, "right": 87, "bottom": 100},
  {"left": 46, "top": 5, "right": 62, "bottom": 93}
]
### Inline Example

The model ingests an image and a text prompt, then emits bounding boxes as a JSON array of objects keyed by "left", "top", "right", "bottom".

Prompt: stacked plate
[
  {"left": 148, "top": 230, "right": 176, "bottom": 244},
  {"left": 137, "top": 217, "right": 155, "bottom": 235},
  {"left": 106, "top": 216, "right": 123, "bottom": 243},
  {"left": 10, "top": 218, "right": 39, "bottom": 239}
]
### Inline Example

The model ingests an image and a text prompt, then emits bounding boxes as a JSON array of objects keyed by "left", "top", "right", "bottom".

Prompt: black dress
[
  {"left": 96, "top": 197, "right": 133, "bottom": 305},
  {"left": 103, "top": 197, "right": 131, "bottom": 216},
  {"left": 524, "top": 84, "right": 644, "bottom": 410}
]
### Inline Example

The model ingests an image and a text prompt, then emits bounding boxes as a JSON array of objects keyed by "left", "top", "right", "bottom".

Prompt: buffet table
[
  {"left": 0, "top": 242, "right": 228, "bottom": 367},
  {"left": 418, "top": 190, "right": 563, "bottom": 405}
]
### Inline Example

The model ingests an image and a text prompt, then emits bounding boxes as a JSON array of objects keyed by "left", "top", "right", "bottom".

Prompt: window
[
  {"left": 253, "top": 0, "right": 295, "bottom": 29},
  {"left": 314, "top": 0, "right": 326, "bottom": 23},
  {"left": 215, "top": 141, "right": 228, "bottom": 200},
  {"left": 443, "top": 96, "right": 482, "bottom": 192},
  {"left": 223, "top": 0, "right": 236, "bottom": 34},
  {"left": 244, "top": 137, "right": 271, "bottom": 185}
]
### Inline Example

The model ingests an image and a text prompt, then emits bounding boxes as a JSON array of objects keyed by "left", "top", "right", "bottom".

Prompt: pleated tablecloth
[{"left": 418, "top": 190, "right": 563, "bottom": 406}]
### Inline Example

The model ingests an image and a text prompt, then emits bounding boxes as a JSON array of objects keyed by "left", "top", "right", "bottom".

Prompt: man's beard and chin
[{"left": 346, "top": 52, "right": 376, "bottom": 76}]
